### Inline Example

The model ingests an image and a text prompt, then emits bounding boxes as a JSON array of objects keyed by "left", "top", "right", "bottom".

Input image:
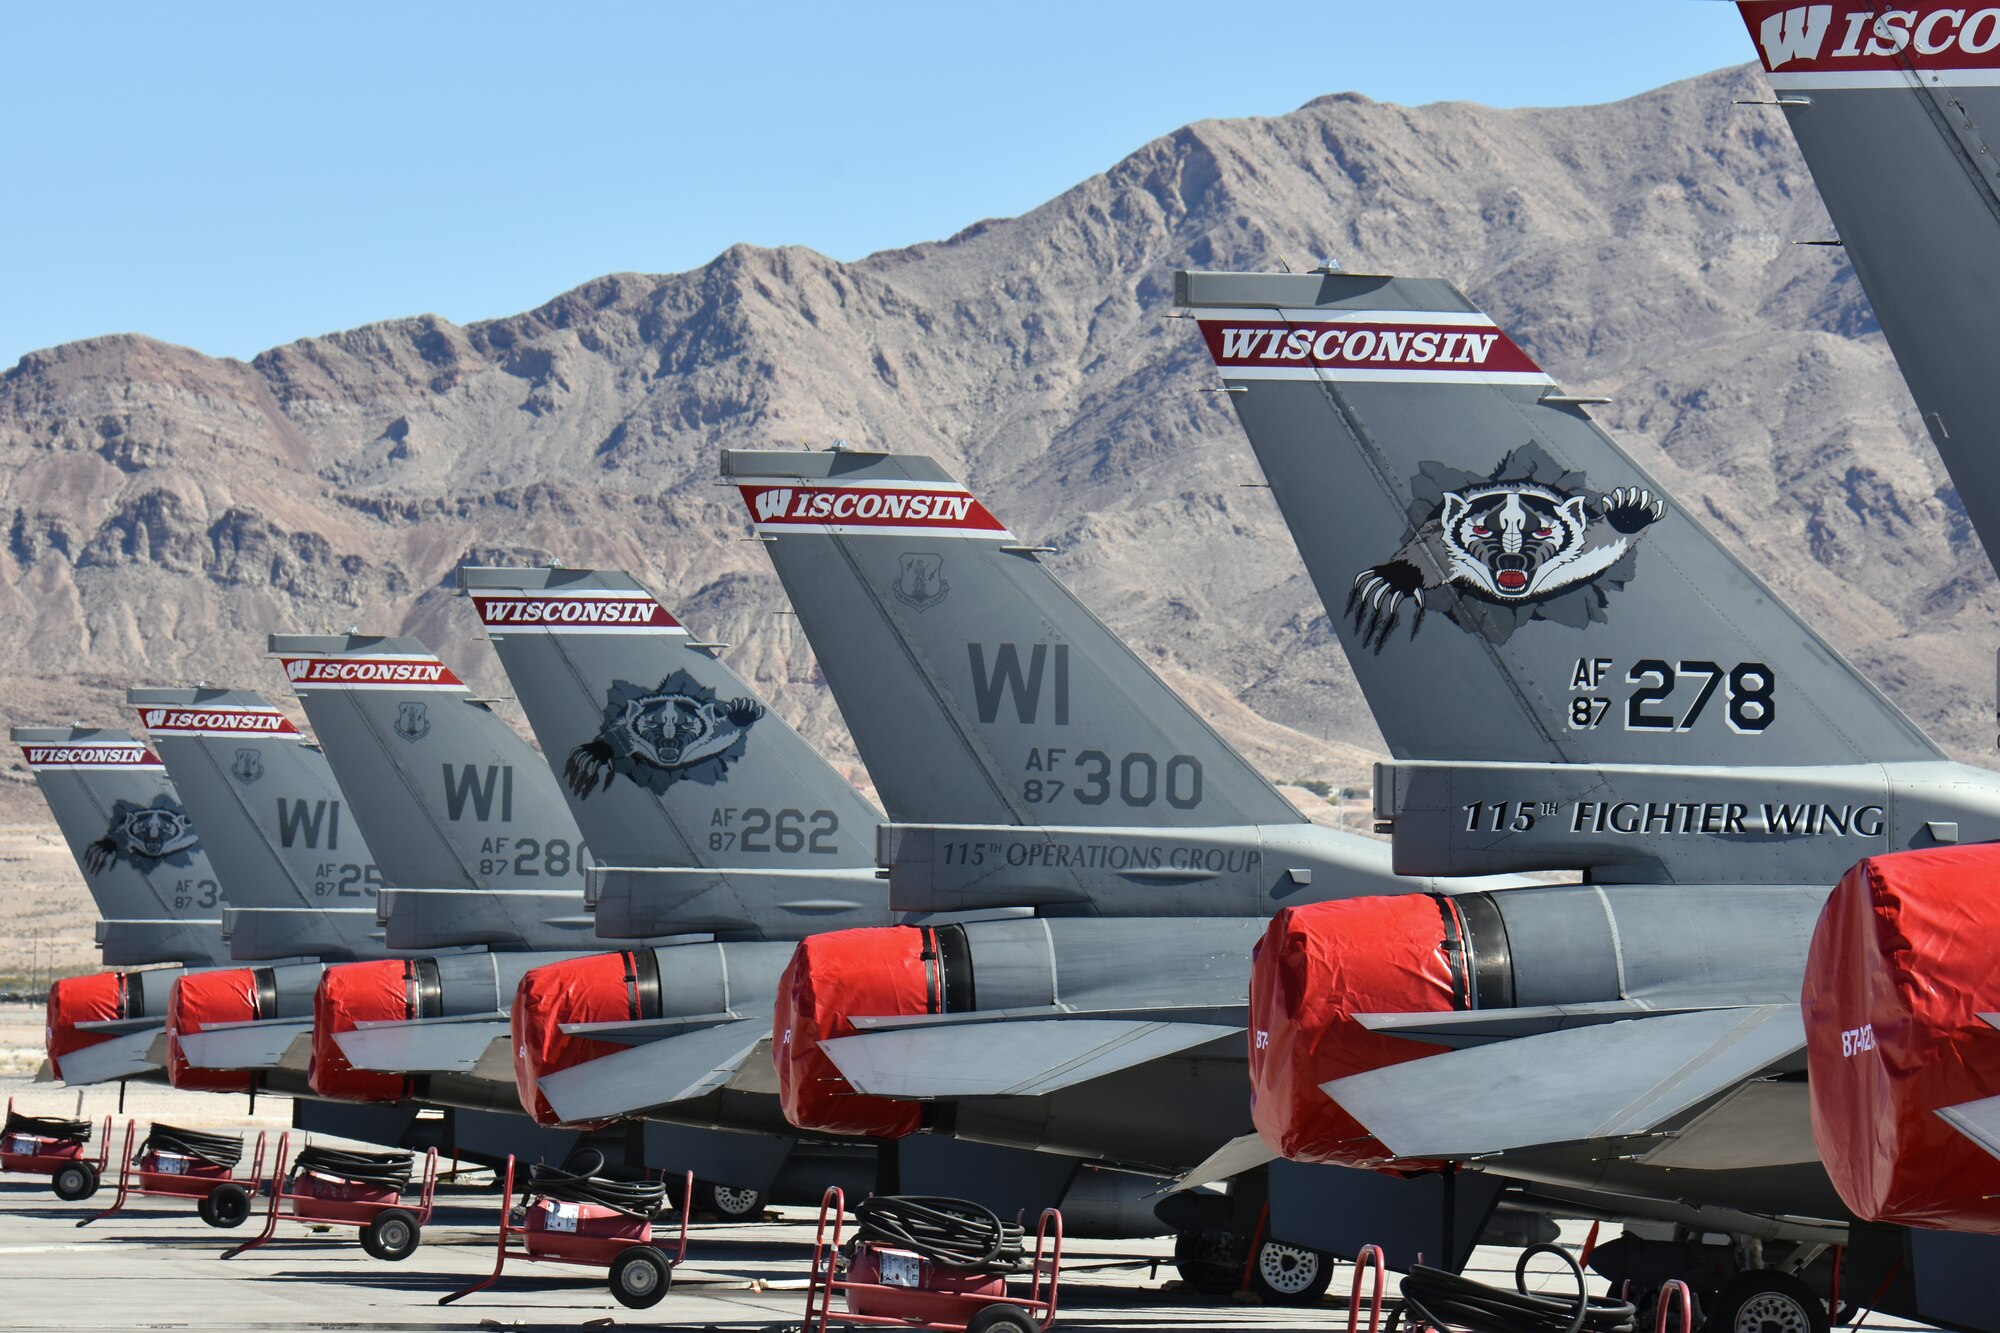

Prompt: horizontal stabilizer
[
  {"left": 1938, "top": 1096, "right": 2000, "bottom": 1163},
  {"left": 1172, "top": 1132, "right": 1279, "bottom": 1193},
  {"left": 335, "top": 1018, "right": 510, "bottom": 1073},
  {"left": 537, "top": 1019, "right": 766, "bottom": 1124},
  {"left": 74, "top": 1016, "right": 172, "bottom": 1037},
  {"left": 556, "top": 1012, "right": 740, "bottom": 1045},
  {"left": 822, "top": 1019, "right": 1239, "bottom": 1099},
  {"left": 177, "top": 1019, "right": 313, "bottom": 1071},
  {"left": 1324, "top": 1005, "right": 1804, "bottom": 1159},
  {"left": 1356, "top": 1001, "right": 1725, "bottom": 1049},
  {"left": 55, "top": 1029, "right": 162, "bottom": 1085}
]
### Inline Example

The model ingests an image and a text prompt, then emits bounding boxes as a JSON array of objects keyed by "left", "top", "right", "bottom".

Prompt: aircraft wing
[
  {"left": 177, "top": 1018, "right": 314, "bottom": 1071},
  {"left": 335, "top": 1015, "right": 510, "bottom": 1073},
  {"left": 73, "top": 1016, "right": 171, "bottom": 1037},
  {"left": 1356, "top": 1000, "right": 1725, "bottom": 1049},
  {"left": 1938, "top": 1096, "right": 2000, "bottom": 1162},
  {"left": 822, "top": 1018, "right": 1240, "bottom": 1099},
  {"left": 556, "top": 1012, "right": 741, "bottom": 1045},
  {"left": 1324, "top": 1005, "right": 1804, "bottom": 1160},
  {"left": 537, "top": 1019, "right": 766, "bottom": 1124},
  {"left": 54, "top": 1029, "right": 163, "bottom": 1085}
]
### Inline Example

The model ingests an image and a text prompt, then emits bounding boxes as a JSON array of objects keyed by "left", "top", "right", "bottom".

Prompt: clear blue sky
[{"left": 0, "top": 2, "right": 1753, "bottom": 368}]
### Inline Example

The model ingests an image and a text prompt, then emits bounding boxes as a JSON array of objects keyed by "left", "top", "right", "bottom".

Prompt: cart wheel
[
  {"left": 967, "top": 1304, "right": 1041, "bottom": 1333},
  {"left": 359, "top": 1208, "right": 421, "bottom": 1262},
  {"left": 696, "top": 1179, "right": 766, "bottom": 1221},
  {"left": 609, "top": 1244, "right": 672, "bottom": 1309},
  {"left": 51, "top": 1162, "right": 99, "bottom": 1202},
  {"left": 202, "top": 1183, "right": 252, "bottom": 1229},
  {"left": 1247, "top": 1239, "right": 1333, "bottom": 1305}
]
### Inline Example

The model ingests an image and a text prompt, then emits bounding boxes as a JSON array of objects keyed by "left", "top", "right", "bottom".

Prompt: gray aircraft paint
[
  {"left": 267, "top": 633, "right": 592, "bottom": 951},
  {"left": 131, "top": 686, "right": 388, "bottom": 963},
  {"left": 1739, "top": 0, "right": 2000, "bottom": 572},
  {"left": 14, "top": 725, "right": 227, "bottom": 968},
  {"left": 457, "top": 565, "right": 883, "bottom": 939}
]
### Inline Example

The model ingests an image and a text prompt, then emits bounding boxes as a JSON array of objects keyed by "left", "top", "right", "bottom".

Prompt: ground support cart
[
  {"left": 0, "top": 1099, "right": 110, "bottom": 1200},
  {"left": 223, "top": 1133, "right": 437, "bottom": 1260},
  {"left": 78, "top": 1120, "right": 268, "bottom": 1229},
  {"left": 440, "top": 1155, "right": 692, "bottom": 1310},
  {"left": 802, "top": 1188, "right": 1063, "bottom": 1333}
]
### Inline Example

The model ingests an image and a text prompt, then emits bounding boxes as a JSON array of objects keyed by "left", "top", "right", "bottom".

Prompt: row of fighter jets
[{"left": 19, "top": 5, "right": 2000, "bottom": 1328}]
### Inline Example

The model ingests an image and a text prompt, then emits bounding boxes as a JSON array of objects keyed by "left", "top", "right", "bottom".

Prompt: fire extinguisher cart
[
  {"left": 223, "top": 1133, "right": 438, "bottom": 1260},
  {"left": 0, "top": 1099, "right": 110, "bottom": 1201},
  {"left": 78, "top": 1120, "right": 269, "bottom": 1229},
  {"left": 802, "top": 1189, "right": 1063, "bottom": 1333},
  {"left": 440, "top": 1156, "right": 692, "bottom": 1310}
]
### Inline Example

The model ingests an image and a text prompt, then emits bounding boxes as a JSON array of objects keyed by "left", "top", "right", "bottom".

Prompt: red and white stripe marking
[
  {"left": 1192, "top": 309, "right": 1550, "bottom": 385},
  {"left": 21, "top": 744, "right": 163, "bottom": 770},
  {"left": 737, "top": 480, "right": 1015, "bottom": 540},
  {"left": 471, "top": 591, "right": 685, "bottom": 635},
  {"left": 1742, "top": 2, "right": 2000, "bottom": 88},
  {"left": 136, "top": 706, "right": 302, "bottom": 738},
  {"left": 278, "top": 655, "right": 467, "bottom": 692}
]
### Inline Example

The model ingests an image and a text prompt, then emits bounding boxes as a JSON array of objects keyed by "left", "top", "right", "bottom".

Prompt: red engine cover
[
  {"left": 309, "top": 960, "right": 417, "bottom": 1103},
  {"left": 773, "top": 927, "right": 937, "bottom": 1139},
  {"left": 165, "top": 969, "right": 258, "bottom": 1092},
  {"left": 1805, "top": 845, "right": 2000, "bottom": 1231},
  {"left": 1248, "top": 895, "right": 1462, "bottom": 1166},
  {"left": 512, "top": 951, "right": 651, "bottom": 1127},
  {"left": 46, "top": 971, "right": 131, "bottom": 1076}
]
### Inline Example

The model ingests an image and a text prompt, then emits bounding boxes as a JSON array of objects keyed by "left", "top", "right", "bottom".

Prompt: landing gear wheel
[
  {"left": 51, "top": 1162, "right": 98, "bottom": 1202},
  {"left": 1247, "top": 1239, "right": 1333, "bottom": 1304},
  {"left": 696, "top": 1179, "right": 766, "bottom": 1221},
  {"left": 359, "top": 1207, "right": 421, "bottom": 1261},
  {"left": 967, "top": 1303, "right": 1040, "bottom": 1333},
  {"left": 1173, "top": 1230, "right": 1245, "bottom": 1296},
  {"left": 610, "top": 1244, "right": 672, "bottom": 1309},
  {"left": 1704, "top": 1271, "right": 1828, "bottom": 1333},
  {"left": 202, "top": 1182, "right": 251, "bottom": 1229}
]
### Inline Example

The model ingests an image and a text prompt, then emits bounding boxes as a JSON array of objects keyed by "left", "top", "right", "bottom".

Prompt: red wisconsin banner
[
  {"left": 1742, "top": 2, "right": 2000, "bottom": 73},
  {"left": 1196, "top": 319, "right": 1544, "bottom": 375}
]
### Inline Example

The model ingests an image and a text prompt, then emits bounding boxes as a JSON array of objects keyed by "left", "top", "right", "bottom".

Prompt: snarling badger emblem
[
  {"left": 566, "top": 670, "right": 764, "bottom": 798},
  {"left": 84, "top": 798, "right": 202, "bottom": 874},
  {"left": 1351, "top": 444, "right": 1665, "bottom": 650}
]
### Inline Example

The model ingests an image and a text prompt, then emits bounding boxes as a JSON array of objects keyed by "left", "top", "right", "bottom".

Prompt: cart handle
[
  {"left": 1029, "top": 1205, "right": 1064, "bottom": 1328},
  {"left": 440, "top": 1153, "right": 517, "bottom": 1306},
  {"left": 1655, "top": 1278, "right": 1694, "bottom": 1333},
  {"left": 76, "top": 1119, "right": 137, "bottom": 1227},
  {"left": 222, "top": 1131, "right": 292, "bottom": 1260},
  {"left": 1347, "top": 1244, "right": 1387, "bottom": 1333},
  {"left": 802, "top": 1185, "right": 847, "bottom": 1333}
]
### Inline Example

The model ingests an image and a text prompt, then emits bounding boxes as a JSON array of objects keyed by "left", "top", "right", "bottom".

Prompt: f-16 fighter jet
[
  {"left": 1180, "top": 264, "right": 2000, "bottom": 1330},
  {"left": 18, "top": 726, "right": 228, "bottom": 1086}
]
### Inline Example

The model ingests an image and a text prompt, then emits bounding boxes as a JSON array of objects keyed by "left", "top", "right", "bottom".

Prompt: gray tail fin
[
  {"left": 130, "top": 687, "right": 385, "bottom": 961},
  {"left": 267, "top": 633, "right": 588, "bottom": 903},
  {"left": 458, "top": 567, "right": 877, "bottom": 868},
  {"left": 1176, "top": 269, "right": 1939, "bottom": 767},
  {"left": 1738, "top": 1, "right": 2000, "bottom": 563},
  {"left": 718, "top": 449, "right": 1304, "bottom": 828},
  {"left": 12, "top": 725, "right": 228, "bottom": 967}
]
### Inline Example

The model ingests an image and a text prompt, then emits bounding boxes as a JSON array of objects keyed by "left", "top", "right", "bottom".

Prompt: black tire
[
  {"left": 203, "top": 1182, "right": 252, "bottom": 1230},
  {"left": 609, "top": 1244, "right": 672, "bottom": 1309},
  {"left": 1247, "top": 1239, "right": 1333, "bottom": 1305},
  {"left": 966, "top": 1303, "right": 1040, "bottom": 1333},
  {"left": 1172, "top": 1230, "right": 1245, "bottom": 1296},
  {"left": 696, "top": 1179, "right": 766, "bottom": 1221},
  {"left": 359, "top": 1207, "right": 421, "bottom": 1262},
  {"left": 51, "top": 1162, "right": 98, "bottom": 1202},
  {"left": 1704, "top": 1271, "right": 1829, "bottom": 1333}
]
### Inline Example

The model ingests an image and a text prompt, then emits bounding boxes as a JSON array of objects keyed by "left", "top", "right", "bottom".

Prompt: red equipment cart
[
  {"left": 78, "top": 1120, "right": 269, "bottom": 1229},
  {"left": 222, "top": 1132, "right": 438, "bottom": 1260},
  {"left": 0, "top": 1098, "right": 111, "bottom": 1201},
  {"left": 440, "top": 1155, "right": 693, "bottom": 1310},
  {"left": 802, "top": 1188, "right": 1063, "bottom": 1333}
]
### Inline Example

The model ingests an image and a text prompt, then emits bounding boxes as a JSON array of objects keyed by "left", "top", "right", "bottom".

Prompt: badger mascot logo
[
  {"left": 565, "top": 671, "right": 763, "bottom": 798},
  {"left": 1351, "top": 444, "right": 1665, "bottom": 650},
  {"left": 84, "top": 797, "right": 202, "bottom": 875}
]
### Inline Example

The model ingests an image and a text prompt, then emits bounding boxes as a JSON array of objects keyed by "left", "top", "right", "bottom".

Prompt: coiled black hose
[
  {"left": 2, "top": 1109, "right": 92, "bottom": 1144},
  {"left": 140, "top": 1124, "right": 244, "bottom": 1169},
  {"left": 290, "top": 1145, "right": 413, "bottom": 1193},
  {"left": 524, "top": 1163, "right": 666, "bottom": 1219},
  {"left": 853, "top": 1196, "right": 1026, "bottom": 1275},
  {"left": 1389, "top": 1245, "right": 1636, "bottom": 1333}
]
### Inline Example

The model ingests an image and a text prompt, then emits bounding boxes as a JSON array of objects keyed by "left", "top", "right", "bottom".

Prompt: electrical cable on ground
[
  {"left": 140, "top": 1124, "right": 244, "bottom": 1169},
  {"left": 524, "top": 1162, "right": 666, "bottom": 1219},
  {"left": 2, "top": 1109, "right": 91, "bottom": 1144},
  {"left": 1389, "top": 1244, "right": 1636, "bottom": 1333},
  {"left": 853, "top": 1196, "right": 1026, "bottom": 1275},
  {"left": 289, "top": 1145, "right": 413, "bottom": 1192}
]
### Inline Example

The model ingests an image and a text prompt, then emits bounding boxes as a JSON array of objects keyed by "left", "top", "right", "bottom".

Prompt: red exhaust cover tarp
[
  {"left": 309, "top": 960, "right": 414, "bottom": 1103},
  {"left": 165, "top": 969, "right": 257, "bottom": 1093},
  {"left": 512, "top": 951, "right": 646, "bottom": 1127},
  {"left": 1805, "top": 846, "right": 2000, "bottom": 1231},
  {"left": 773, "top": 927, "right": 934, "bottom": 1139},
  {"left": 46, "top": 971, "right": 129, "bottom": 1074},
  {"left": 1248, "top": 895, "right": 1459, "bottom": 1167}
]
